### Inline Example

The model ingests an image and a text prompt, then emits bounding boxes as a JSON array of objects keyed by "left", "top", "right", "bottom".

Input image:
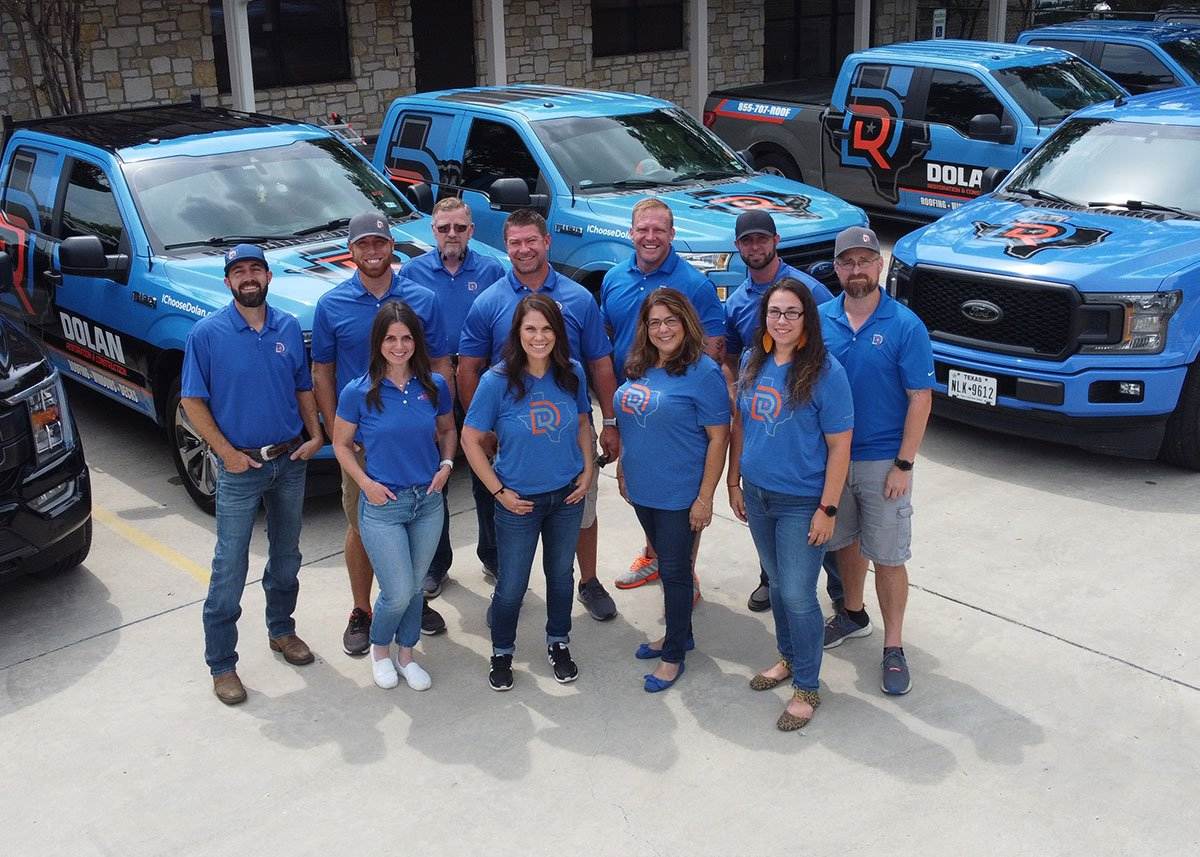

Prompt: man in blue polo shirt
[
  {"left": 819, "top": 225, "right": 934, "bottom": 696},
  {"left": 181, "top": 244, "right": 324, "bottom": 706},
  {"left": 722, "top": 210, "right": 839, "bottom": 614},
  {"left": 401, "top": 197, "right": 505, "bottom": 600},
  {"left": 312, "top": 212, "right": 454, "bottom": 655},
  {"left": 601, "top": 197, "right": 726, "bottom": 592},
  {"left": 458, "top": 208, "right": 620, "bottom": 622}
]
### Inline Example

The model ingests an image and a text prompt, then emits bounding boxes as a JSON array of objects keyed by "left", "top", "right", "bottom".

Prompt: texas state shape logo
[
  {"left": 618, "top": 383, "right": 661, "bottom": 428},
  {"left": 746, "top": 385, "right": 793, "bottom": 437},
  {"left": 518, "top": 398, "right": 570, "bottom": 442}
]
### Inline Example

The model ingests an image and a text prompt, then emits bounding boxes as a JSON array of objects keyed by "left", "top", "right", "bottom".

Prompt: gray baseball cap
[
  {"left": 348, "top": 212, "right": 392, "bottom": 245},
  {"left": 734, "top": 210, "right": 777, "bottom": 241},
  {"left": 834, "top": 226, "right": 881, "bottom": 257}
]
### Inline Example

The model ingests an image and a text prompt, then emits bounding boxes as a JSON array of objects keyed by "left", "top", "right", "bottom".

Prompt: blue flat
[
  {"left": 643, "top": 661, "right": 686, "bottom": 693},
  {"left": 634, "top": 636, "right": 696, "bottom": 660}
]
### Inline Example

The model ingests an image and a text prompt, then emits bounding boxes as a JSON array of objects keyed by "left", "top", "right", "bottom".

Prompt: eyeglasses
[
  {"left": 647, "top": 316, "right": 682, "bottom": 331},
  {"left": 834, "top": 255, "right": 881, "bottom": 271},
  {"left": 766, "top": 308, "right": 804, "bottom": 320},
  {"left": 435, "top": 223, "right": 470, "bottom": 234}
]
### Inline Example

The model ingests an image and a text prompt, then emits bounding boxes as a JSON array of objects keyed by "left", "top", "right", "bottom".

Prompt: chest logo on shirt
[
  {"left": 519, "top": 399, "right": 569, "bottom": 441},
  {"left": 618, "top": 383, "right": 662, "bottom": 428},
  {"left": 275, "top": 341, "right": 287, "bottom": 354},
  {"left": 747, "top": 385, "right": 794, "bottom": 437},
  {"left": 871, "top": 334, "right": 884, "bottom": 346},
  {"left": 468, "top": 281, "right": 479, "bottom": 291}
]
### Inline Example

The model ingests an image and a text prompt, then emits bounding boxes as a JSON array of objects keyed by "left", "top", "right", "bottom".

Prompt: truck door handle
[
  {"left": 832, "top": 127, "right": 850, "bottom": 140},
  {"left": 911, "top": 139, "right": 931, "bottom": 152},
  {"left": 44, "top": 270, "right": 63, "bottom": 287}
]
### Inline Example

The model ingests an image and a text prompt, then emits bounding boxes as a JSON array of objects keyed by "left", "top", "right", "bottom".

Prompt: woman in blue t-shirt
[
  {"left": 462, "top": 293, "right": 595, "bottom": 692},
  {"left": 615, "top": 288, "right": 730, "bottom": 693},
  {"left": 333, "top": 301, "right": 456, "bottom": 692},
  {"left": 727, "top": 278, "right": 853, "bottom": 731}
]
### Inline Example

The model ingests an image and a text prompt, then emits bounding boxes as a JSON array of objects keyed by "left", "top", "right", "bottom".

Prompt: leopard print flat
[
  {"left": 749, "top": 658, "right": 792, "bottom": 691},
  {"left": 776, "top": 689, "right": 821, "bottom": 731}
]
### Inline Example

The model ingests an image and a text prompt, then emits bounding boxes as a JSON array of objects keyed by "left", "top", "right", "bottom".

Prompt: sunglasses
[{"left": 435, "top": 223, "right": 470, "bottom": 234}]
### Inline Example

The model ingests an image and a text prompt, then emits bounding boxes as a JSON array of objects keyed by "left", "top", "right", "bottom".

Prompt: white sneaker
[
  {"left": 372, "top": 654, "right": 399, "bottom": 689},
  {"left": 396, "top": 658, "right": 432, "bottom": 691}
]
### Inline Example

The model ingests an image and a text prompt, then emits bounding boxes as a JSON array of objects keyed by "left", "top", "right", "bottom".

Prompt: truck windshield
[
  {"left": 531, "top": 109, "right": 749, "bottom": 192},
  {"left": 991, "top": 60, "right": 1124, "bottom": 126},
  {"left": 123, "top": 139, "right": 416, "bottom": 251},
  {"left": 1005, "top": 118, "right": 1200, "bottom": 215},
  {"left": 1162, "top": 37, "right": 1200, "bottom": 81}
]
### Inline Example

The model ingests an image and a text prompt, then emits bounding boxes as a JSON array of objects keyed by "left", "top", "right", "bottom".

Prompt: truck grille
[
  {"left": 780, "top": 241, "right": 838, "bottom": 293},
  {"left": 0, "top": 405, "right": 29, "bottom": 494},
  {"left": 909, "top": 266, "right": 1078, "bottom": 360}
]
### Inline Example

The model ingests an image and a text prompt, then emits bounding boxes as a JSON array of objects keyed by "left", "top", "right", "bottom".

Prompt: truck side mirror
[
  {"left": 0, "top": 250, "right": 12, "bottom": 293},
  {"left": 967, "top": 113, "right": 1002, "bottom": 142},
  {"left": 981, "top": 167, "right": 1009, "bottom": 194},
  {"left": 59, "top": 235, "right": 109, "bottom": 273},
  {"left": 488, "top": 177, "right": 531, "bottom": 211},
  {"left": 736, "top": 148, "right": 755, "bottom": 170},
  {"left": 402, "top": 181, "right": 434, "bottom": 214}
]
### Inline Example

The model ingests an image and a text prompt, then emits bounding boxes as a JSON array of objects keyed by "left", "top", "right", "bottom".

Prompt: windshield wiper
[
  {"left": 670, "top": 169, "right": 744, "bottom": 182},
  {"left": 1013, "top": 187, "right": 1082, "bottom": 207},
  {"left": 1088, "top": 199, "right": 1200, "bottom": 219},
  {"left": 162, "top": 234, "right": 295, "bottom": 250},
  {"left": 293, "top": 217, "right": 353, "bottom": 236},
  {"left": 579, "top": 178, "right": 672, "bottom": 191}
]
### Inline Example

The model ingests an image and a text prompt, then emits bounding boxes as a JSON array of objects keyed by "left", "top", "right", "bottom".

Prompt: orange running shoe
[{"left": 615, "top": 554, "right": 660, "bottom": 589}]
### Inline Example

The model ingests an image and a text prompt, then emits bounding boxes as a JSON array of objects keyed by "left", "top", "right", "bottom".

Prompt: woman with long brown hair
[
  {"left": 332, "top": 301, "right": 456, "bottom": 691},
  {"left": 615, "top": 288, "right": 730, "bottom": 692},
  {"left": 727, "top": 278, "right": 853, "bottom": 730}
]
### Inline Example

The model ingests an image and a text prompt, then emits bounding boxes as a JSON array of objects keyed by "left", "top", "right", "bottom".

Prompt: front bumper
[{"left": 0, "top": 444, "right": 92, "bottom": 579}]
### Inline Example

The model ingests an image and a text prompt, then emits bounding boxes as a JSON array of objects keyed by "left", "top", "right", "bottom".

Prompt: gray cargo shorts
[{"left": 826, "top": 458, "right": 915, "bottom": 566}]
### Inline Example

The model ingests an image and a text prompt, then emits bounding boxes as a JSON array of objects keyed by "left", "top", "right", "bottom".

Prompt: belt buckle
[{"left": 259, "top": 444, "right": 279, "bottom": 461}]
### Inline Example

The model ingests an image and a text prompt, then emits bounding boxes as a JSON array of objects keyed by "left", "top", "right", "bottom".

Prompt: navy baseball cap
[
  {"left": 834, "top": 226, "right": 881, "bottom": 258},
  {"left": 348, "top": 211, "right": 392, "bottom": 245},
  {"left": 734, "top": 210, "right": 777, "bottom": 241},
  {"left": 223, "top": 243, "right": 268, "bottom": 273}
]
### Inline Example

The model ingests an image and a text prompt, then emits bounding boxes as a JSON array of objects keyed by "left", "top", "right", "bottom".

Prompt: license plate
[{"left": 947, "top": 369, "right": 997, "bottom": 406}]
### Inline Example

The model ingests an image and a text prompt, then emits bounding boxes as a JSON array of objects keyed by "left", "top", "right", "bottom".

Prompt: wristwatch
[
  {"left": 602, "top": 417, "right": 618, "bottom": 427},
  {"left": 439, "top": 458, "right": 454, "bottom": 470},
  {"left": 893, "top": 457, "right": 914, "bottom": 472},
  {"left": 819, "top": 504, "right": 838, "bottom": 517}
]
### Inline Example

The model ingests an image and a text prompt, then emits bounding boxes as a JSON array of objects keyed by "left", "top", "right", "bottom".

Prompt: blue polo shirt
[
  {"left": 614, "top": 356, "right": 730, "bottom": 511},
  {"left": 336, "top": 373, "right": 452, "bottom": 492},
  {"left": 819, "top": 288, "right": 934, "bottom": 460},
  {"left": 724, "top": 263, "right": 834, "bottom": 357},
  {"left": 458, "top": 268, "right": 612, "bottom": 366},
  {"left": 737, "top": 353, "right": 854, "bottom": 497},
  {"left": 181, "top": 302, "right": 311, "bottom": 449},
  {"left": 401, "top": 248, "right": 506, "bottom": 353},
  {"left": 464, "top": 360, "right": 592, "bottom": 495},
  {"left": 311, "top": 270, "right": 448, "bottom": 397},
  {"left": 600, "top": 248, "right": 725, "bottom": 380}
]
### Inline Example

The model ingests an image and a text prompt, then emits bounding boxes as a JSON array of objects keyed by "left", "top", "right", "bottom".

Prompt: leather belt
[{"left": 239, "top": 436, "right": 304, "bottom": 462}]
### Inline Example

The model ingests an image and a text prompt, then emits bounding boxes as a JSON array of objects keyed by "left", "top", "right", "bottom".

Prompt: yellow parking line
[{"left": 92, "top": 506, "right": 211, "bottom": 586}]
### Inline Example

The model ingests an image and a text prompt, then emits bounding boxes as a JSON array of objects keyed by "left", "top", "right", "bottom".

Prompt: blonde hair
[
  {"left": 631, "top": 197, "right": 673, "bottom": 229},
  {"left": 432, "top": 197, "right": 471, "bottom": 219}
]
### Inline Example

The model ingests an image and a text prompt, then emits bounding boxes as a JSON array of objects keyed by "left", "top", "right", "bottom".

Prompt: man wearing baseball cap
[
  {"left": 182, "top": 244, "right": 325, "bottom": 704},
  {"left": 818, "top": 225, "right": 934, "bottom": 696},
  {"left": 723, "top": 210, "right": 839, "bottom": 614},
  {"left": 312, "top": 212, "right": 454, "bottom": 654}
]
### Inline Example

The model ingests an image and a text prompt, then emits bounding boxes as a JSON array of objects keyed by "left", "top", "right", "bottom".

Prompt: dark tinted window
[
  {"left": 2, "top": 148, "right": 55, "bottom": 232},
  {"left": 846, "top": 63, "right": 921, "bottom": 118},
  {"left": 209, "top": 0, "right": 352, "bottom": 91},
  {"left": 397, "top": 116, "right": 431, "bottom": 150},
  {"left": 461, "top": 120, "right": 541, "bottom": 194},
  {"left": 924, "top": 70, "right": 1005, "bottom": 134},
  {"left": 61, "top": 162, "right": 124, "bottom": 254},
  {"left": 1098, "top": 43, "right": 1178, "bottom": 93},
  {"left": 1027, "top": 38, "right": 1090, "bottom": 58},
  {"left": 593, "top": 0, "right": 684, "bottom": 57},
  {"left": 1161, "top": 37, "right": 1200, "bottom": 81},
  {"left": 992, "top": 59, "right": 1122, "bottom": 125}
]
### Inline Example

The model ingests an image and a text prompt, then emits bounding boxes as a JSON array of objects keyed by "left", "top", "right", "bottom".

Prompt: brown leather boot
[
  {"left": 269, "top": 633, "right": 315, "bottom": 665},
  {"left": 212, "top": 671, "right": 247, "bottom": 705}
]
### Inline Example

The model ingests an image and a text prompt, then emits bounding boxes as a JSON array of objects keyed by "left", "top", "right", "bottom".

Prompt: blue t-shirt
[
  {"left": 724, "top": 263, "right": 834, "bottom": 357},
  {"left": 614, "top": 356, "right": 730, "bottom": 511},
  {"left": 819, "top": 288, "right": 934, "bottom": 460},
  {"left": 401, "top": 248, "right": 505, "bottom": 354},
  {"left": 181, "top": 302, "right": 312, "bottom": 449},
  {"left": 458, "top": 268, "right": 612, "bottom": 365},
  {"left": 600, "top": 248, "right": 725, "bottom": 380},
  {"left": 464, "top": 360, "right": 592, "bottom": 495},
  {"left": 737, "top": 353, "right": 854, "bottom": 497},
  {"left": 335, "top": 373, "right": 452, "bottom": 491},
  {"left": 311, "top": 270, "right": 448, "bottom": 397}
]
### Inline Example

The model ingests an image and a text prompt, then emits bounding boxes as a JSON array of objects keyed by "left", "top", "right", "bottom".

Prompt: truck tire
[
  {"left": 753, "top": 150, "right": 801, "bottom": 181},
  {"left": 167, "top": 378, "right": 218, "bottom": 515},
  {"left": 1161, "top": 359, "right": 1200, "bottom": 469},
  {"left": 35, "top": 519, "right": 92, "bottom": 578}
]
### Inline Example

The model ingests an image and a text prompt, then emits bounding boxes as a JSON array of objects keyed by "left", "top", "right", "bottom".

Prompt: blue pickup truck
[
  {"left": 1018, "top": 20, "right": 1200, "bottom": 94},
  {"left": 0, "top": 104, "right": 506, "bottom": 511},
  {"left": 704, "top": 41, "right": 1123, "bottom": 222},
  {"left": 889, "top": 87, "right": 1200, "bottom": 466},
  {"left": 372, "top": 85, "right": 867, "bottom": 299}
]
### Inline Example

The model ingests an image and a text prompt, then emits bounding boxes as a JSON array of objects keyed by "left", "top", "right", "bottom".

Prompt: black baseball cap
[
  {"left": 834, "top": 226, "right": 881, "bottom": 257},
  {"left": 734, "top": 210, "right": 777, "bottom": 241},
  {"left": 348, "top": 212, "right": 392, "bottom": 245}
]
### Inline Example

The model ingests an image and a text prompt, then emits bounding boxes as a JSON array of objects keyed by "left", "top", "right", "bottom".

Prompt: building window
[
  {"left": 209, "top": 0, "right": 352, "bottom": 93},
  {"left": 592, "top": 0, "right": 684, "bottom": 58}
]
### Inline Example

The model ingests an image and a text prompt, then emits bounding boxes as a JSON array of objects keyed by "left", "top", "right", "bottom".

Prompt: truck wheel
[
  {"left": 753, "top": 151, "right": 801, "bottom": 181},
  {"left": 1161, "top": 359, "right": 1200, "bottom": 469},
  {"left": 167, "top": 379, "right": 218, "bottom": 515},
  {"left": 34, "top": 519, "right": 92, "bottom": 578}
]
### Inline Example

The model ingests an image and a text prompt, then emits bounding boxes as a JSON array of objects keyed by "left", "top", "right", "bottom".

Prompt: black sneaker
[
  {"left": 578, "top": 577, "right": 618, "bottom": 621},
  {"left": 342, "top": 607, "right": 371, "bottom": 656},
  {"left": 747, "top": 583, "right": 771, "bottom": 612},
  {"left": 547, "top": 642, "right": 579, "bottom": 684},
  {"left": 421, "top": 600, "right": 446, "bottom": 636},
  {"left": 489, "top": 654, "right": 514, "bottom": 691}
]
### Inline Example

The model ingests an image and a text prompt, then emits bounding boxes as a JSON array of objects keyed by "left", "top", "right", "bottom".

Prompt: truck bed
[{"left": 708, "top": 78, "right": 835, "bottom": 108}]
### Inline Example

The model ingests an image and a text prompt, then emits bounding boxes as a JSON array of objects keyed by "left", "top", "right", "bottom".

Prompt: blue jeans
[
  {"left": 471, "top": 468, "right": 498, "bottom": 574},
  {"left": 743, "top": 481, "right": 826, "bottom": 693},
  {"left": 203, "top": 455, "right": 307, "bottom": 676},
  {"left": 491, "top": 481, "right": 584, "bottom": 655},
  {"left": 358, "top": 487, "right": 445, "bottom": 648},
  {"left": 428, "top": 490, "right": 453, "bottom": 583},
  {"left": 760, "top": 552, "right": 843, "bottom": 605},
  {"left": 633, "top": 504, "right": 696, "bottom": 665}
]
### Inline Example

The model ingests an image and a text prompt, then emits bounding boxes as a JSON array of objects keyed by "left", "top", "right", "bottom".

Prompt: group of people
[{"left": 182, "top": 194, "right": 933, "bottom": 732}]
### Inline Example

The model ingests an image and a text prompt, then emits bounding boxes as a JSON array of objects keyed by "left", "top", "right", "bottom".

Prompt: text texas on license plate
[{"left": 947, "top": 368, "right": 997, "bottom": 406}]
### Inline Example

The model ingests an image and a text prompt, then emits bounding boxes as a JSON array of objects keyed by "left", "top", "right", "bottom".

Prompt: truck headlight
[
  {"left": 679, "top": 252, "right": 732, "bottom": 273},
  {"left": 21, "top": 372, "right": 77, "bottom": 468},
  {"left": 1080, "top": 291, "right": 1181, "bottom": 355},
  {"left": 887, "top": 257, "right": 914, "bottom": 302}
]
